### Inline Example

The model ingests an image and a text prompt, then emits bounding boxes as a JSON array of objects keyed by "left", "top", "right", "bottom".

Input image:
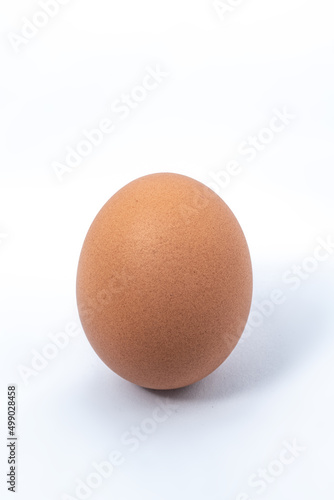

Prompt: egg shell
[{"left": 76, "top": 173, "right": 252, "bottom": 389}]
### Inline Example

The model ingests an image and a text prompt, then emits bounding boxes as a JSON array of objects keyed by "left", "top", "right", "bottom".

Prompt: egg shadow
[
  {"left": 70, "top": 271, "right": 333, "bottom": 420},
  {"left": 145, "top": 272, "right": 333, "bottom": 403}
]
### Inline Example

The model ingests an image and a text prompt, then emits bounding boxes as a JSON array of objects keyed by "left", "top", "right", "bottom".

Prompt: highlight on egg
[{"left": 76, "top": 173, "right": 252, "bottom": 389}]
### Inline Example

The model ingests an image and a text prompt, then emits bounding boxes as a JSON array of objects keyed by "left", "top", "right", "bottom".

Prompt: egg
[{"left": 76, "top": 173, "right": 252, "bottom": 389}]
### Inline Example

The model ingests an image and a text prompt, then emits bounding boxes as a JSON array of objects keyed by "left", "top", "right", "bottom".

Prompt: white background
[{"left": 1, "top": 0, "right": 334, "bottom": 499}]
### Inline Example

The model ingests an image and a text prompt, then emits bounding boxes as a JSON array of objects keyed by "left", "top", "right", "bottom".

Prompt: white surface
[{"left": 1, "top": 1, "right": 334, "bottom": 499}]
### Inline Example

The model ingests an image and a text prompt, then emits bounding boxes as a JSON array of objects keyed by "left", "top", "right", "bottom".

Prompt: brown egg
[{"left": 76, "top": 173, "right": 252, "bottom": 390}]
